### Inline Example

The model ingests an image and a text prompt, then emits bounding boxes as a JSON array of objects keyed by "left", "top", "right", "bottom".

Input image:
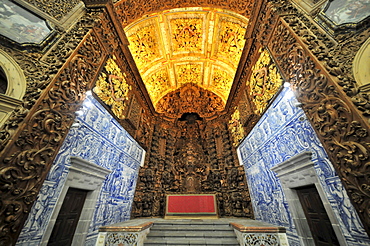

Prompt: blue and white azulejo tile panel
[
  {"left": 17, "top": 94, "right": 145, "bottom": 246},
  {"left": 237, "top": 88, "right": 370, "bottom": 246}
]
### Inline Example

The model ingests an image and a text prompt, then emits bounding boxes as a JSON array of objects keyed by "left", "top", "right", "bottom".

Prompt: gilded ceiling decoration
[
  {"left": 246, "top": 48, "right": 283, "bottom": 115},
  {"left": 155, "top": 83, "right": 224, "bottom": 119},
  {"left": 124, "top": 7, "right": 248, "bottom": 113},
  {"left": 94, "top": 57, "right": 132, "bottom": 119}
]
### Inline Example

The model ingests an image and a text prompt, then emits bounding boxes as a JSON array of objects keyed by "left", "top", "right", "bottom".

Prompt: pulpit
[{"left": 165, "top": 194, "right": 218, "bottom": 219}]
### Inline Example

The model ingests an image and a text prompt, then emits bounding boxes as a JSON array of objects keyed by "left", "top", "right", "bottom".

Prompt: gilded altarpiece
[{"left": 132, "top": 116, "right": 253, "bottom": 218}]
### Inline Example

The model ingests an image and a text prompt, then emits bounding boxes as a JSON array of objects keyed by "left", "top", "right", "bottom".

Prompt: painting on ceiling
[
  {"left": 323, "top": 0, "right": 370, "bottom": 25},
  {"left": 0, "top": 0, "right": 52, "bottom": 44}
]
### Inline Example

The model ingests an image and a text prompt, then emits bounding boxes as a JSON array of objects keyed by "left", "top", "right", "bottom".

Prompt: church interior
[{"left": 0, "top": 0, "right": 370, "bottom": 245}]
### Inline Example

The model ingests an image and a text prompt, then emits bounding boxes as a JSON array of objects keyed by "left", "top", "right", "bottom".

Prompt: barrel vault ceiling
[{"left": 123, "top": 7, "right": 249, "bottom": 113}]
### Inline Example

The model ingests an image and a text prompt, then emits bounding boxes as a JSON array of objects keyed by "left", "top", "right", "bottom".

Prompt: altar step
[{"left": 144, "top": 220, "right": 240, "bottom": 246}]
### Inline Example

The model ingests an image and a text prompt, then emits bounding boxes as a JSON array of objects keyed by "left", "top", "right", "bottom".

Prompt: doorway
[
  {"left": 296, "top": 185, "right": 340, "bottom": 245},
  {"left": 47, "top": 188, "right": 88, "bottom": 246}
]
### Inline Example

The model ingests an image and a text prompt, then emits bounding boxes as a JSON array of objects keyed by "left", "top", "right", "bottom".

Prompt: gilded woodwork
[
  {"left": 217, "top": 19, "right": 247, "bottom": 67},
  {"left": 115, "top": 0, "right": 253, "bottom": 27},
  {"left": 229, "top": 108, "right": 245, "bottom": 147},
  {"left": 246, "top": 47, "right": 283, "bottom": 115},
  {"left": 0, "top": 29, "right": 106, "bottom": 245},
  {"left": 211, "top": 68, "right": 234, "bottom": 100},
  {"left": 132, "top": 116, "right": 253, "bottom": 218},
  {"left": 1, "top": 0, "right": 370, "bottom": 243},
  {"left": 171, "top": 17, "right": 203, "bottom": 53},
  {"left": 23, "top": 0, "right": 81, "bottom": 21},
  {"left": 268, "top": 16, "right": 370, "bottom": 235},
  {"left": 94, "top": 57, "right": 132, "bottom": 119},
  {"left": 155, "top": 83, "right": 224, "bottom": 119},
  {"left": 124, "top": 8, "right": 248, "bottom": 108}
]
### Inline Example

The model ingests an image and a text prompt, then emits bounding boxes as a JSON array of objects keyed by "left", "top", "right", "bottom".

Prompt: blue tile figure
[
  {"left": 237, "top": 88, "right": 370, "bottom": 246},
  {"left": 17, "top": 94, "right": 145, "bottom": 246}
]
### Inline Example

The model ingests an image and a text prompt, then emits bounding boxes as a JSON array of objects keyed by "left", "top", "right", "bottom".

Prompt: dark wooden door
[
  {"left": 47, "top": 187, "right": 88, "bottom": 246},
  {"left": 296, "top": 185, "right": 340, "bottom": 246}
]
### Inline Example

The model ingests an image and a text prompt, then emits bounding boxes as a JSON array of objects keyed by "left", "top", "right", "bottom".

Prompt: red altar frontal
[{"left": 165, "top": 194, "right": 218, "bottom": 218}]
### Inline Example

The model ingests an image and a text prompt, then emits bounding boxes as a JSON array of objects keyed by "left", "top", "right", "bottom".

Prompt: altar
[{"left": 165, "top": 194, "right": 218, "bottom": 219}]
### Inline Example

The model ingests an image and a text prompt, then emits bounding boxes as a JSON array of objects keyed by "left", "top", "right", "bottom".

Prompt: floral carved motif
[
  {"left": 268, "top": 19, "right": 370, "bottom": 236},
  {"left": 145, "top": 69, "right": 171, "bottom": 105},
  {"left": 115, "top": 0, "right": 253, "bottom": 27},
  {"left": 127, "top": 24, "right": 161, "bottom": 70},
  {"left": 155, "top": 84, "right": 224, "bottom": 119},
  {"left": 171, "top": 18, "right": 203, "bottom": 53},
  {"left": 23, "top": 0, "right": 81, "bottom": 20},
  {"left": 217, "top": 20, "right": 247, "bottom": 67},
  {"left": 0, "top": 31, "right": 106, "bottom": 246},
  {"left": 175, "top": 63, "right": 202, "bottom": 85},
  {"left": 94, "top": 57, "right": 132, "bottom": 119},
  {"left": 246, "top": 48, "right": 283, "bottom": 115},
  {"left": 212, "top": 68, "right": 234, "bottom": 100}
]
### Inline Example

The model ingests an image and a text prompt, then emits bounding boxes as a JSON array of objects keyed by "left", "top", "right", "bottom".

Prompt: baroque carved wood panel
[{"left": 268, "top": 18, "right": 370, "bottom": 236}]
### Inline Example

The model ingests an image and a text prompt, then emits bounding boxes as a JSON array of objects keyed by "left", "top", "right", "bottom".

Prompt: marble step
[
  {"left": 144, "top": 238, "right": 239, "bottom": 245},
  {"left": 147, "top": 230, "right": 237, "bottom": 238},
  {"left": 144, "top": 221, "right": 239, "bottom": 245}
]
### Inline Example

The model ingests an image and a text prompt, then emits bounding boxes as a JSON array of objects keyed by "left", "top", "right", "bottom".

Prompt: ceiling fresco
[{"left": 124, "top": 7, "right": 249, "bottom": 112}]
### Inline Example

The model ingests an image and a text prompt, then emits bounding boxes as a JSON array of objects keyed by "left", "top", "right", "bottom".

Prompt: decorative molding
[
  {"left": 268, "top": 17, "right": 370, "bottom": 236},
  {"left": 353, "top": 37, "right": 370, "bottom": 88},
  {"left": 82, "top": 0, "right": 110, "bottom": 9},
  {"left": 0, "top": 95, "right": 22, "bottom": 127},
  {"left": 271, "top": 151, "right": 347, "bottom": 245},
  {"left": 40, "top": 157, "right": 111, "bottom": 246},
  {"left": 0, "top": 50, "right": 26, "bottom": 99},
  {"left": 0, "top": 29, "right": 106, "bottom": 245}
]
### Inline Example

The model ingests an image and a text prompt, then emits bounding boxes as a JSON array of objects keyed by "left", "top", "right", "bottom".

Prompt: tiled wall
[
  {"left": 17, "top": 94, "right": 145, "bottom": 246},
  {"left": 237, "top": 88, "right": 370, "bottom": 246}
]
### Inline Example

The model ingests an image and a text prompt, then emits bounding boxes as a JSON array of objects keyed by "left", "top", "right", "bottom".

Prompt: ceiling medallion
[{"left": 124, "top": 7, "right": 249, "bottom": 115}]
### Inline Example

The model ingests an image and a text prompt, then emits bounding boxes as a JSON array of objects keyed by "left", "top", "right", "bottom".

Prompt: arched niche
[{"left": 0, "top": 50, "right": 26, "bottom": 126}]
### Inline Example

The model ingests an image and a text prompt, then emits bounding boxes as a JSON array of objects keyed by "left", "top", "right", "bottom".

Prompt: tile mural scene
[
  {"left": 237, "top": 88, "right": 370, "bottom": 246},
  {"left": 16, "top": 94, "right": 145, "bottom": 246}
]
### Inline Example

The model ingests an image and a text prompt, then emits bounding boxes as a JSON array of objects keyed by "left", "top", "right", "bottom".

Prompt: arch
[{"left": 0, "top": 50, "right": 26, "bottom": 126}]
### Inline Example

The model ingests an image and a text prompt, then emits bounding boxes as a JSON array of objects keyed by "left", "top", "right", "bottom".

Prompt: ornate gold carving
[
  {"left": 115, "top": 0, "right": 253, "bottom": 28},
  {"left": 175, "top": 63, "right": 202, "bottom": 86},
  {"left": 127, "top": 24, "right": 161, "bottom": 70},
  {"left": 94, "top": 57, "right": 132, "bottom": 119},
  {"left": 171, "top": 18, "right": 203, "bottom": 53},
  {"left": 247, "top": 48, "right": 283, "bottom": 115},
  {"left": 217, "top": 20, "right": 247, "bottom": 67},
  {"left": 211, "top": 68, "right": 234, "bottom": 100},
  {"left": 124, "top": 8, "right": 249, "bottom": 112},
  {"left": 229, "top": 108, "right": 245, "bottom": 147},
  {"left": 155, "top": 84, "right": 224, "bottom": 119},
  {"left": 132, "top": 116, "right": 253, "bottom": 218},
  {"left": 145, "top": 69, "right": 171, "bottom": 104}
]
